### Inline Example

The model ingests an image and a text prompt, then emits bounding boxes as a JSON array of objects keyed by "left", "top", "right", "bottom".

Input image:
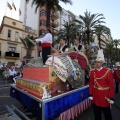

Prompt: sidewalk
[{"left": 0, "top": 75, "right": 13, "bottom": 87}]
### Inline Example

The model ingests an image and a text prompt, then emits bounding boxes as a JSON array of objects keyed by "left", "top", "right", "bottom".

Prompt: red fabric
[
  {"left": 89, "top": 68, "right": 114, "bottom": 107},
  {"left": 114, "top": 69, "right": 120, "bottom": 82},
  {"left": 42, "top": 43, "right": 51, "bottom": 48},
  {"left": 69, "top": 52, "right": 88, "bottom": 69}
]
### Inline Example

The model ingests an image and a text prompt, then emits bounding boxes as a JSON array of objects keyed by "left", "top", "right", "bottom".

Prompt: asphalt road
[{"left": 0, "top": 83, "right": 120, "bottom": 120}]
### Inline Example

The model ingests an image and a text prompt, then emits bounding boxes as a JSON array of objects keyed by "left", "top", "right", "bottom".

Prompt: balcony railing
[
  {"left": 52, "top": 22, "right": 59, "bottom": 28},
  {"left": 5, "top": 52, "right": 20, "bottom": 58},
  {"left": 52, "top": 30, "right": 58, "bottom": 36},
  {"left": 51, "top": 13, "right": 59, "bottom": 19},
  {"left": 23, "top": 25, "right": 37, "bottom": 34}
]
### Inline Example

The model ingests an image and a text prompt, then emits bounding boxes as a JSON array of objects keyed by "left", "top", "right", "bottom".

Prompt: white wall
[{"left": 19, "top": 0, "right": 39, "bottom": 35}]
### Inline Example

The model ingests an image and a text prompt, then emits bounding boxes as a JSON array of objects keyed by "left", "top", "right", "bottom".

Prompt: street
[{"left": 0, "top": 84, "right": 120, "bottom": 120}]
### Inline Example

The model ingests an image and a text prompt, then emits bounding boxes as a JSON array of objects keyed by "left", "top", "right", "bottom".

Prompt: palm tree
[
  {"left": 57, "top": 22, "right": 77, "bottom": 46},
  {"left": 113, "top": 39, "right": 120, "bottom": 49},
  {"left": 20, "top": 35, "right": 36, "bottom": 59},
  {"left": 94, "top": 24, "right": 111, "bottom": 49},
  {"left": 75, "top": 10, "right": 105, "bottom": 45},
  {"left": 32, "top": 0, "right": 72, "bottom": 29},
  {"left": 104, "top": 42, "right": 114, "bottom": 65},
  {"left": 113, "top": 39, "right": 120, "bottom": 62}
]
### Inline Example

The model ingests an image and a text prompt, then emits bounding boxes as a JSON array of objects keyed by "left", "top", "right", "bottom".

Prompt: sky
[
  {"left": 0, "top": 0, "right": 120, "bottom": 39},
  {"left": 0, "top": 0, "right": 20, "bottom": 23}
]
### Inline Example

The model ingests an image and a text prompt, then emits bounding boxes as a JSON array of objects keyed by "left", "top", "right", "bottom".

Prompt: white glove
[
  {"left": 89, "top": 96, "right": 93, "bottom": 100},
  {"left": 108, "top": 100, "right": 114, "bottom": 104}
]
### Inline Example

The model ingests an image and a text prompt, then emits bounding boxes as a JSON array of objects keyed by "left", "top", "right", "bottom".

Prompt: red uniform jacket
[
  {"left": 89, "top": 68, "right": 114, "bottom": 107},
  {"left": 114, "top": 69, "right": 120, "bottom": 82}
]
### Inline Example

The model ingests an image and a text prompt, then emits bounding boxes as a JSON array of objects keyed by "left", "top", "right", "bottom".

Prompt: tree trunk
[
  {"left": 87, "top": 33, "right": 90, "bottom": 45},
  {"left": 46, "top": 5, "right": 51, "bottom": 29},
  {"left": 26, "top": 50, "right": 32, "bottom": 58},
  {"left": 67, "top": 36, "right": 70, "bottom": 47},
  {"left": 98, "top": 34, "right": 101, "bottom": 49}
]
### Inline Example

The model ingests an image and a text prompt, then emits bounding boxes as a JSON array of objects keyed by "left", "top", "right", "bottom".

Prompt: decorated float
[{"left": 10, "top": 43, "right": 98, "bottom": 120}]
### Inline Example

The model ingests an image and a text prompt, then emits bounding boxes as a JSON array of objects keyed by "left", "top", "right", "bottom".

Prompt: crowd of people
[{"left": 0, "top": 63, "right": 23, "bottom": 83}]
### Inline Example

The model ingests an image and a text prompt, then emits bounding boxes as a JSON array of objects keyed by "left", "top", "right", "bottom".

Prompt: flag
[
  {"left": 12, "top": 2, "right": 16, "bottom": 11},
  {"left": 19, "top": 9, "right": 22, "bottom": 16},
  {"left": 7, "top": 2, "right": 12, "bottom": 10}
]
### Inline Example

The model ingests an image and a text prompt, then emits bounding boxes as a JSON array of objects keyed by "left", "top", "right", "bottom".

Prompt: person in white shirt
[
  {"left": 9, "top": 67, "right": 16, "bottom": 82},
  {"left": 0, "top": 63, "right": 3, "bottom": 70},
  {"left": 35, "top": 29, "right": 52, "bottom": 64}
]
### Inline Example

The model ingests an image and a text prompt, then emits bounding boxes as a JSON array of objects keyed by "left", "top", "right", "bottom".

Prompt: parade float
[{"left": 10, "top": 43, "right": 98, "bottom": 120}]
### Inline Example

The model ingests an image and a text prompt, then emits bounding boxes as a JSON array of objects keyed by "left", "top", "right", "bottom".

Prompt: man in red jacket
[
  {"left": 114, "top": 62, "right": 120, "bottom": 93},
  {"left": 89, "top": 50, "right": 114, "bottom": 120}
]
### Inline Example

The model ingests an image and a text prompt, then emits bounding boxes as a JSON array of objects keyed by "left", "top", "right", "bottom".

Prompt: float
[{"left": 10, "top": 44, "right": 98, "bottom": 120}]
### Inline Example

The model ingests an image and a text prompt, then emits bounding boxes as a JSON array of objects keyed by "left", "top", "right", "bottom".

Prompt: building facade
[
  {"left": 19, "top": 0, "right": 39, "bottom": 36},
  {"left": 0, "top": 16, "right": 37, "bottom": 65},
  {"left": 94, "top": 34, "right": 112, "bottom": 49}
]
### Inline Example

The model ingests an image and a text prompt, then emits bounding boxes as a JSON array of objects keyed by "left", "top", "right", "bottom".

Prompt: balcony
[
  {"left": 51, "top": 13, "right": 59, "bottom": 19},
  {"left": 52, "top": 29, "right": 58, "bottom": 36},
  {"left": 5, "top": 52, "right": 20, "bottom": 59},
  {"left": 101, "top": 39, "right": 107, "bottom": 44},
  {"left": 52, "top": 22, "right": 59, "bottom": 28},
  {"left": 23, "top": 25, "right": 37, "bottom": 35}
]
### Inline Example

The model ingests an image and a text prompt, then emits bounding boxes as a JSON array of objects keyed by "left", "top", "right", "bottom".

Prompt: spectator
[
  {"left": 13, "top": 68, "right": 22, "bottom": 84},
  {"left": 114, "top": 62, "right": 120, "bottom": 93},
  {"left": 9, "top": 67, "right": 16, "bottom": 82},
  {"left": 4, "top": 67, "right": 10, "bottom": 83}
]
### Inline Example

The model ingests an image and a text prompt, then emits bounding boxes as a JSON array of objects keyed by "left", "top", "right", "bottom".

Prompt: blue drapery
[
  {"left": 45, "top": 87, "right": 89, "bottom": 120},
  {"left": 10, "top": 87, "right": 89, "bottom": 120}
]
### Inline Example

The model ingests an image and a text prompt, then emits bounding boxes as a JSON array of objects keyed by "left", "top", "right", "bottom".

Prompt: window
[
  {"left": 8, "top": 46, "right": 16, "bottom": 52},
  {"left": 43, "top": 20, "right": 46, "bottom": 26},
  {"left": 22, "top": 34, "right": 26, "bottom": 39},
  {"left": 7, "top": 29, "right": 11, "bottom": 39},
  {"left": 40, "top": 20, "right": 46, "bottom": 26},
  {"left": 62, "top": 19, "right": 66, "bottom": 24},
  {"left": 15, "top": 32, "right": 19, "bottom": 41},
  {"left": 70, "top": 17, "right": 73, "bottom": 21},
  {"left": 8, "top": 43, "right": 17, "bottom": 52},
  {"left": 62, "top": 11, "right": 67, "bottom": 17}
]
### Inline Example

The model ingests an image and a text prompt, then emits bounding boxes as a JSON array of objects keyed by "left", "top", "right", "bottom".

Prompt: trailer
[{"left": 10, "top": 84, "right": 91, "bottom": 120}]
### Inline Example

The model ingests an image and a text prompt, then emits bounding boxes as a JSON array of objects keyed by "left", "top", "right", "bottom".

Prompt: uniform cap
[{"left": 95, "top": 50, "right": 105, "bottom": 62}]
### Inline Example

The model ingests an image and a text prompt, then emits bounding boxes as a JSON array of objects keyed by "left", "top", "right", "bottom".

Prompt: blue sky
[{"left": 0, "top": 0, "right": 120, "bottom": 39}]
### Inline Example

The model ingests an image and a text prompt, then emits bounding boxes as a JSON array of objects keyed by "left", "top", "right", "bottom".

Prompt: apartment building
[
  {"left": 19, "top": 0, "right": 39, "bottom": 36},
  {"left": 0, "top": 16, "right": 37, "bottom": 65},
  {"left": 20, "top": 0, "right": 59, "bottom": 36},
  {"left": 94, "top": 34, "right": 112, "bottom": 49}
]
